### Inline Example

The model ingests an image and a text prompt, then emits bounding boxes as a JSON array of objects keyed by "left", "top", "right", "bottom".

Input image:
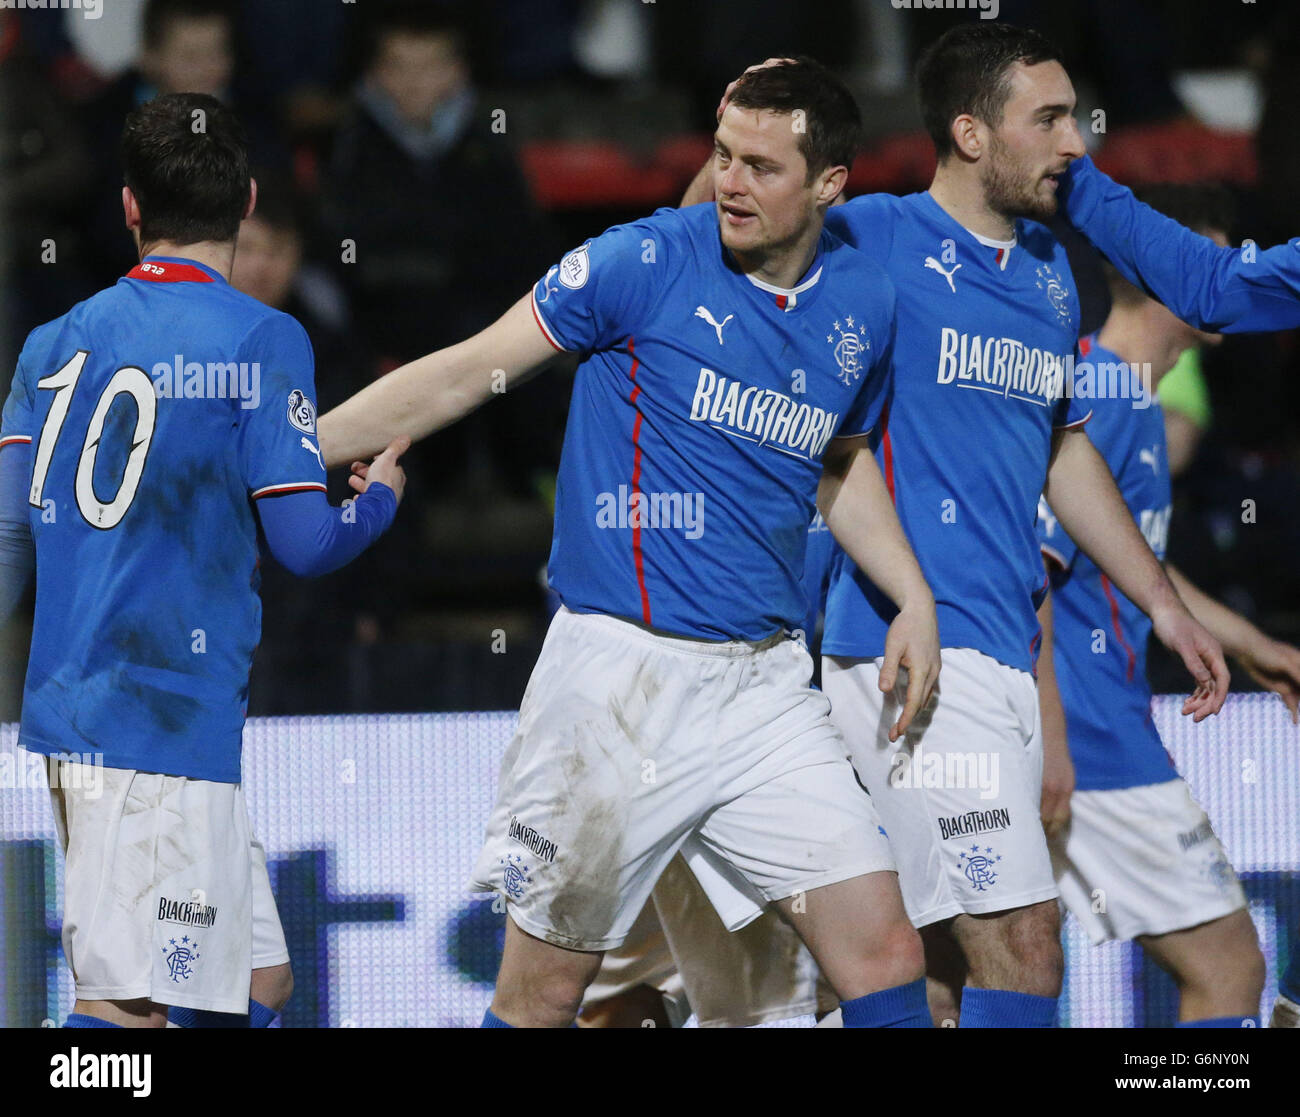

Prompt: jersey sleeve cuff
[
  {"left": 531, "top": 290, "right": 572, "bottom": 354},
  {"left": 1053, "top": 408, "right": 1093, "bottom": 431},
  {"left": 1040, "top": 542, "right": 1071, "bottom": 572},
  {"left": 251, "top": 481, "right": 328, "bottom": 500},
  {"left": 0, "top": 435, "right": 32, "bottom": 448}
]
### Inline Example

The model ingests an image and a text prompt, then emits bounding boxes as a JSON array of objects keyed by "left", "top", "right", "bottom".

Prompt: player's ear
[
  {"left": 816, "top": 164, "right": 849, "bottom": 208},
  {"left": 122, "top": 186, "right": 141, "bottom": 232},
  {"left": 244, "top": 178, "right": 258, "bottom": 223},
  {"left": 950, "top": 113, "right": 983, "bottom": 161}
]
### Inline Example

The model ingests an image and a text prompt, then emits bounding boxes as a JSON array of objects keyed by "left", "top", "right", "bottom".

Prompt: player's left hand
[
  {"left": 716, "top": 57, "right": 797, "bottom": 120},
  {"left": 880, "top": 600, "right": 940, "bottom": 743},
  {"left": 1238, "top": 638, "right": 1300, "bottom": 725},
  {"left": 1151, "top": 603, "right": 1230, "bottom": 722}
]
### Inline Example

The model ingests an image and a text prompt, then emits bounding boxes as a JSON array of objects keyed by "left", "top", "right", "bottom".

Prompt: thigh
[{"left": 824, "top": 648, "right": 1057, "bottom": 928}]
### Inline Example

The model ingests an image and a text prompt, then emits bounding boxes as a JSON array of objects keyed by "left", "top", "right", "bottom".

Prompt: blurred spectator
[
  {"left": 80, "top": 0, "right": 284, "bottom": 284},
  {"left": 321, "top": 2, "right": 551, "bottom": 364},
  {"left": 319, "top": 0, "right": 564, "bottom": 519},
  {"left": 0, "top": 11, "right": 98, "bottom": 355}
]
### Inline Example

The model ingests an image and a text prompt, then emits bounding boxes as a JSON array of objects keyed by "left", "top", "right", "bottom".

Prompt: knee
[
  {"left": 874, "top": 917, "right": 926, "bottom": 984},
  {"left": 498, "top": 966, "right": 594, "bottom": 1028},
  {"left": 1006, "top": 905, "right": 1063, "bottom": 984}
]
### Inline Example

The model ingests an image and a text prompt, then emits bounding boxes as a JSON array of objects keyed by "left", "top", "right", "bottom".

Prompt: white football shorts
[
  {"left": 47, "top": 757, "right": 289, "bottom": 1014},
  {"left": 822, "top": 648, "right": 1058, "bottom": 928},
  {"left": 1051, "top": 777, "right": 1247, "bottom": 944},
  {"left": 468, "top": 607, "right": 896, "bottom": 952}
]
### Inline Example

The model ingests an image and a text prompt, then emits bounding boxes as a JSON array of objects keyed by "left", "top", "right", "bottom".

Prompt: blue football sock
[
  {"left": 1281, "top": 944, "right": 1300, "bottom": 1003},
  {"left": 1177, "top": 1016, "right": 1260, "bottom": 1028},
  {"left": 840, "top": 978, "right": 932, "bottom": 1028},
  {"left": 65, "top": 1013, "right": 123, "bottom": 1028},
  {"left": 248, "top": 999, "right": 279, "bottom": 1028},
  {"left": 168, "top": 998, "right": 280, "bottom": 1028},
  {"left": 481, "top": 1008, "right": 514, "bottom": 1028},
  {"left": 959, "top": 987, "right": 1057, "bottom": 1028}
]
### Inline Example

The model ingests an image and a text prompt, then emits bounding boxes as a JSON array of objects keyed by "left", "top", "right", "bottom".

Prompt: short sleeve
[
  {"left": 1053, "top": 343, "right": 1093, "bottom": 429},
  {"left": 236, "top": 314, "right": 328, "bottom": 500},
  {"left": 530, "top": 217, "right": 668, "bottom": 354},
  {"left": 0, "top": 351, "right": 36, "bottom": 450},
  {"left": 835, "top": 303, "right": 896, "bottom": 440},
  {"left": 1037, "top": 495, "right": 1078, "bottom": 575}
]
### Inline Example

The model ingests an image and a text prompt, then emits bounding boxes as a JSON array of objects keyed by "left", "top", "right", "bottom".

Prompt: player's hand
[
  {"left": 1039, "top": 722, "right": 1074, "bottom": 840},
  {"left": 1151, "top": 602, "right": 1230, "bottom": 722},
  {"left": 716, "top": 57, "right": 797, "bottom": 120},
  {"left": 349, "top": 436, "right": 409, "bottom": 505},
  {"left": 880, "top": 598, "right": 940, "bottom": 743},
  {"left": 1238, "top": 637, "right": 1300, "bottom": 725}
]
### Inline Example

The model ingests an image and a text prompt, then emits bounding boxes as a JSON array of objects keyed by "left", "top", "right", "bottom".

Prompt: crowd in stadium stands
[{"left": 1, "top": 0, "right": 1297, "bottom": 713}]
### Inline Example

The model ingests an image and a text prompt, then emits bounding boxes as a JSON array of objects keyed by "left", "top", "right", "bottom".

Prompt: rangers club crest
[
  {"left": 1035, "top": 264, "right": 1073, "bottom": 324},
  {"left": 827, "top": 316, "right": 870, "bottom": 386},
  {"left": 959, "top": 844, "right": 1003, "bottom": 892},
  {"left": 162, "top": 936, "right": 201, "bottom": 982},
  {"left": 500, "top": 853, "right": 532, "bottom": 900}
]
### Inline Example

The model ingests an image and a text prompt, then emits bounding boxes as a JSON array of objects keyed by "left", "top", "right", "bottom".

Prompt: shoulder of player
[
  {"left": 823, "top": 232, "right": 897, "bottom": 326},
  {"left": 226, "top": 297, "right": 314, "bottom": 355}
]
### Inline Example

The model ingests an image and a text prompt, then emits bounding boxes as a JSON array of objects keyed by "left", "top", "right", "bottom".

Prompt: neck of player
[
  {"left": 1097, "top": 303, "right": 1187, "bottom": 389},
  {"left": 138, "top": 239, "right": 237, "bottom": 282},
  {"left": 730, "top": 222, "right": 823, "bottom": 291},
  {"left": 928, "top": 165, "right": 1017, "bottom": 242}
]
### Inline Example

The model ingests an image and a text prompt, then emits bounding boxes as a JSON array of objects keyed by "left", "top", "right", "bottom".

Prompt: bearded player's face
[
  {"left": 712, "top": 105, "right": 825, "bottom": 260},
  {"left": 980, "top": 60, "right": 1086, "bottom": 222}
]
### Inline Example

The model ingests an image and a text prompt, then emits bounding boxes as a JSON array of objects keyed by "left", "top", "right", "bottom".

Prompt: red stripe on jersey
[
  {"left": 1078, "top": 334, "right": 1094, "bottom": 358},
  {"left": 879, "top": 400, "right": 896, "bottom": 503},
  {"left": 531, "top": 295, "right": 566, "bottom": 353},
  {"left": 126, "top": 261, "right": 215, "bottom": 283},
  {"left": 1100, "top": 573, "right": 1137, "bottom": 682},
  {"left": 0, "top": 435, "right": 32, "bottom": 447},
  {"left": 251, "top": 482, "right": 329, "bottom": 500},
  {"left": 775, "top": 294, "right": 788, "bottom": 310},
  {"left": 995, "top": 248, "right": 1005, "bottom": 267},
  {"left": 627, "top": 337, "right": 652, "bottom": 626}
]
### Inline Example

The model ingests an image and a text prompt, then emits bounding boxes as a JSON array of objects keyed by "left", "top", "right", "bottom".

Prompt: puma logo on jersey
[
  {"left": 1139, "top": 445, "right": 1160, "bottom": 474},
  {"left": 301, "top": 436, "right": 325, "bottom": 471},
  {"left": 695, "top": 305, "right": 734, "bottom": 345},
  {"left": 924, "top": 257, "right": 962, "bottom": 293}
]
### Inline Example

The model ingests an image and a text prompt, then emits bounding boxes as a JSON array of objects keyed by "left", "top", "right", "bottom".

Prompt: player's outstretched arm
[
  {"left": 317, "top": 294, "right": 555, "bottom": 470},
  {"left": 0, "top": 442, "right": 34, "bottom": 627},
  {"left": 819, "top": 436, "right": 939, "bottom": 741},
  {"left": 1044, "top": 426, "right": 1229, "bottom": 720},
  {"left": 1060, "top": 156, "right": 1300, "bottom": 333},
  {"left": 1168, "top": 563, "right": 1300, "bottom": 724},
  {"left": 1035, "top": 585, "right": 1073, "bottom": 838}
]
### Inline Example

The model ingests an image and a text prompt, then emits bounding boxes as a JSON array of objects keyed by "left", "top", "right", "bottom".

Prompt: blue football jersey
[
  {"left": 1038, "top": 334, "right": 1177, "bottom": 791},
  {"left": 532, "top": 204, "right": 896, "bottom": 641},
  {"left": 0, "top": 257, "right": 328, "bottom": 783},
  {"left": 798, "top": 507, "right": 836, "bottom": 646},
  {"left": 821, "top": 193, "right": 1090, "bottom": 675}
]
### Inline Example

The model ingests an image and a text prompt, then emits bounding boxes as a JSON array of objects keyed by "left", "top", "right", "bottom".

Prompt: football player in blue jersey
[
  {"left": 320, "top": 59, "right": 946, "bottom": 1029},
  {"left": 0, "top": 93, "right": 406, "bottom": 1028},
  {"left": 668, "top": 28, "right": 1230, "bottom": 1030},
  {"left": 1037, "top": 185, "right": 1300, "bottom": 1029}
]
